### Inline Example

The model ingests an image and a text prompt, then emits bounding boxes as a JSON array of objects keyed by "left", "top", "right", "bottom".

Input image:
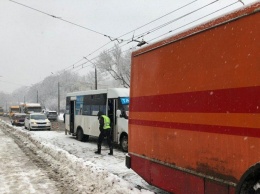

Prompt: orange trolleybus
[{"left": 126, "top": 2, "right": 260, "bottom": 194}]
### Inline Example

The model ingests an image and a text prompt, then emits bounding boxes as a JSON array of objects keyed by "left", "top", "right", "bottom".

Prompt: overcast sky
[{"left": 0, "top": 0, "right": 257, "bottom": 93}]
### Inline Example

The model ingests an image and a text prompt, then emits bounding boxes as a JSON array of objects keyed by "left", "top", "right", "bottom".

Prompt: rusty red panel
[
  {"left": 130, "top": 154, "right": 151, "bottom": 184},
  {"left": 229, "top": 186, "right": 236, "bottom": 194},
  {"left": 205, "top": 180, "right": 229, "bottom": 194},
  {"left": 130, "top": 154, "right": 236, "bottom": 193},
  {"left": 150, "top": 162, "right": 204, "bottom": 194}
]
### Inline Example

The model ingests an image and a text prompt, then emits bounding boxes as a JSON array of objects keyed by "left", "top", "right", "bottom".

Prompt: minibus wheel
[
  {"left": 76, "top": 128, "right": 84, "bottom": 141},
  {"left": 120, "top": 135, "right": 128, "bottom": 152},
  {"left": 76, "top": 127, "right": 88, "bottom": 142}
]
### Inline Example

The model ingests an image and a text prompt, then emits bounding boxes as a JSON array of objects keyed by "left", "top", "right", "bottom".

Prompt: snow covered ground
[
  {"left": 0, "top": 118, "right": 168, "bottom": 194},
  {"left": 0, "top": 126, "right": 61, "bottom": 194}
]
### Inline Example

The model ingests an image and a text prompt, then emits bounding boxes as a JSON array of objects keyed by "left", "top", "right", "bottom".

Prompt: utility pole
[
  {"left": 37, "top": 90, "right": 38, "bottom": 103},
  {"left": 84, "top": 57, "right": 98, "bottom": 90},
  {"left": 95, "top": 66, "right": 97, "bottom": 90},
  {"left": 58, "top": 82, "right": 60, "bottom": 115}
]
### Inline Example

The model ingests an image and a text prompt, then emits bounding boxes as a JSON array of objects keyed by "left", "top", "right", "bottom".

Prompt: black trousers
[{"left": 98, "top": 129, "right": 112, "bottom": 148}]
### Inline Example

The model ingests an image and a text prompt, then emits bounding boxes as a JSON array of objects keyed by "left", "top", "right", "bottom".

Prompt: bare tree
[
  {"left": 96, "top": 44, "right": 131, "bottom": 88},
  {"left": 3, "top": 47, "right": 131, "bottom": 111}
]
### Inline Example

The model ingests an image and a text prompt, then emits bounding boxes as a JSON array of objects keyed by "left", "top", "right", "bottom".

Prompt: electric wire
[
  {"left": 43, "top": 0, "right": 246, "bottom": 74},
  {"left": 70, "top": 0, "right": 199, "bottom": 64},
  {"left": 69, "top": 0, "right": 245, "bottom": 73},
  {"left": 130, "top": 0, "right": 220, "bottom": 41},
  {"left": 104, "top": 0, "right": 242, "bottom": 51},
  {"left": 99, "top": 0, "right": 221, "bottom": 52},
  {"left": 41, "top": 0, "right": 202, "bottom": 74},
  {"left": 8, "top": 0, "right": 125, "bottom": 73},
  {"left": 147, "top": 0, "right": 241, "bottom": 43},
  {"left": 9, "top": 0, "right": 118, "bottom": 40},
  {"left": 72, "top": 63, "right": 94, "bottom": 73},
  {"left": 115, "top": 0, "right": 198, "bottom": 40},
  {"left": 63, "top": 58, "right": 85, "bottom": 70}
]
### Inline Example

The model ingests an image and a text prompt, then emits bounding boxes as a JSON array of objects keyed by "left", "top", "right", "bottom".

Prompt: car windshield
[
  {"left": 49, "top": 112, "right": 57, "bottom": 115},
  {"left": 28, "top": 107, "right": 42, "bottom": 112},
  {"left": 15, "top": 115, "right": 26, "bottom": 119},
  {"left": 31, "top": 115, "right": 47, "bottom": 120}
]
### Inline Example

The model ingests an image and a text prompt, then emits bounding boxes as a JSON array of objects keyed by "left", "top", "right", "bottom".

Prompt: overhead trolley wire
[
  {"left": 147, "top": 0, "right": 243, "bottom": 43},
  {"left": 93, "top": 0, "right": 219, "bottom": 52},
  {"left": 22, "top": 0, "right": 245, "bottom": 75},
  {"left": 63, "top": 58, "right": 85, "bottom": 70},
  {"left": 115, "top": 0, "right": 198, "bottom": 40},
  {"left": 69, "top": 0, "right": 199, "bottom": 68},
  {"left": 14, "top": 0, "right": 198, "bottom": 75},
  {"left": 50, "top": 0, "right": 220, "bottom": 74},
  {"left": 132, "top": 0, "right": 220, "bottom": 41},
  {"left": 74, "top": 0, "right": 246, "bottom": 72},
  {"left": 100, "top": 0, "right": 221, "bottom": 51},
  {"left": 9, "top": 0, "right": 119, "bottom": 40},
  {"left": 72, "top": 62, "right": 93, "bottom": 73}
]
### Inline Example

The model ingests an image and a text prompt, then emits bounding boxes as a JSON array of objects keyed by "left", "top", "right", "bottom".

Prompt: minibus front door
[{"left": 70, "top": 100, "right": 75, "bottom": 134}]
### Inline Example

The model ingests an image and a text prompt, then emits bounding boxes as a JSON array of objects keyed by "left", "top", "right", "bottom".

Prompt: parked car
[
  {"left": 45, "top": 111, "right": 58, "bottom": 121},
  {"left": 11, "top": 113, "right": 26, "bottom": 126},
  {"left": 24, "top": 113, "right": 51, "bottom": 131}
]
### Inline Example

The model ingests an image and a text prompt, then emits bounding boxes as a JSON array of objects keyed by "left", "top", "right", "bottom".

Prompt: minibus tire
[
  {"left": 77, "top": 128, "right": 85, "bottom": 142},
  {"left": 120, "top": 135, "right": 128, "bottom": 152}
]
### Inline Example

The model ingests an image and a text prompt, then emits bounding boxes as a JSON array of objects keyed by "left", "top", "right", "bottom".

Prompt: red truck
[{"left": 126, "top": 2, "right": 260, "bottom": 194}]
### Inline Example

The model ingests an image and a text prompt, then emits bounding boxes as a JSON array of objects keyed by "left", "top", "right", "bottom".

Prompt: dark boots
[
  {"left": 108, "top": 147, "right": 113, "bottom": 155},
  {"left": 95, "top": 145, "right": 113, "bottom": 155},
  {"left": 95, "top": 145, "right": 101, "bottom": 154}
]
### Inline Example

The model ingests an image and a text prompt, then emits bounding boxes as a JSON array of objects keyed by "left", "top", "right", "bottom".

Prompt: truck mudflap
[{"left": 125, "top": 153, "right": 131, "bottom": 169}]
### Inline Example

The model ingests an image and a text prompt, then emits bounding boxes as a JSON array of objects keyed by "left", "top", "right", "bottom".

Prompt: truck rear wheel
[{"left": 236, "top": 163, "right": 260, "bottom": 194}]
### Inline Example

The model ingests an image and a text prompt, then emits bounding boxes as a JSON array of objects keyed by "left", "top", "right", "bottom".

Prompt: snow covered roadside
[{"left": 0, "top": 121, "right": 152, "bottom": 194}]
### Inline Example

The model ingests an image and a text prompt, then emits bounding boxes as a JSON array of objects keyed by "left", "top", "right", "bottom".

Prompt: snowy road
[
  {"left": 0, "top": 126, "right": 64, "bottom": 193},
  {"left": 0, "top": 119, "right": 169, "bottom": 194}
]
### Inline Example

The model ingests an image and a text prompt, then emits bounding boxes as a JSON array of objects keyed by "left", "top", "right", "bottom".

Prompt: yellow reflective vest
[{"left": 101, "top": 115, "right": 111, "bottom": 130}]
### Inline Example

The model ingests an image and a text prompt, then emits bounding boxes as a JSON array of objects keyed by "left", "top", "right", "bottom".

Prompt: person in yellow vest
[{"left": 95, "top": 111, "right": 113, "bottom": 155}]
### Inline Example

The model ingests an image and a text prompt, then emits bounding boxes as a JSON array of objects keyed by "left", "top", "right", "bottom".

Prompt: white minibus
[{"left": 65, "top": 88, "right": 129, "bottom": 152}]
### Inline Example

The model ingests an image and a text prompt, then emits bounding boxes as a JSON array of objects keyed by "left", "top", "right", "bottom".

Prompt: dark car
[
  {"left": 45, "top": 111, "right": 58, "bottom": 121},
  {"left": 11, "top": 113, "right": 26, "bottom": 126}
]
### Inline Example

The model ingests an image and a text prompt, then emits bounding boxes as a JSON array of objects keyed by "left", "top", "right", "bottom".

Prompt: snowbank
[{"left": 0, "top": 121, "right": 152, "bottom": 194}]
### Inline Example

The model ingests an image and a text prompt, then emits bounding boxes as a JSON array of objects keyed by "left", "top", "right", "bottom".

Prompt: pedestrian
[{"left": 95, "top": 111, "right": 113, "bottom": 155}]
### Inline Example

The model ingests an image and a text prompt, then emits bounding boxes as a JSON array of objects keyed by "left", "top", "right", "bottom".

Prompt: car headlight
[{"left": 31, "top": 122, "right": 37, "bottom": 125}]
